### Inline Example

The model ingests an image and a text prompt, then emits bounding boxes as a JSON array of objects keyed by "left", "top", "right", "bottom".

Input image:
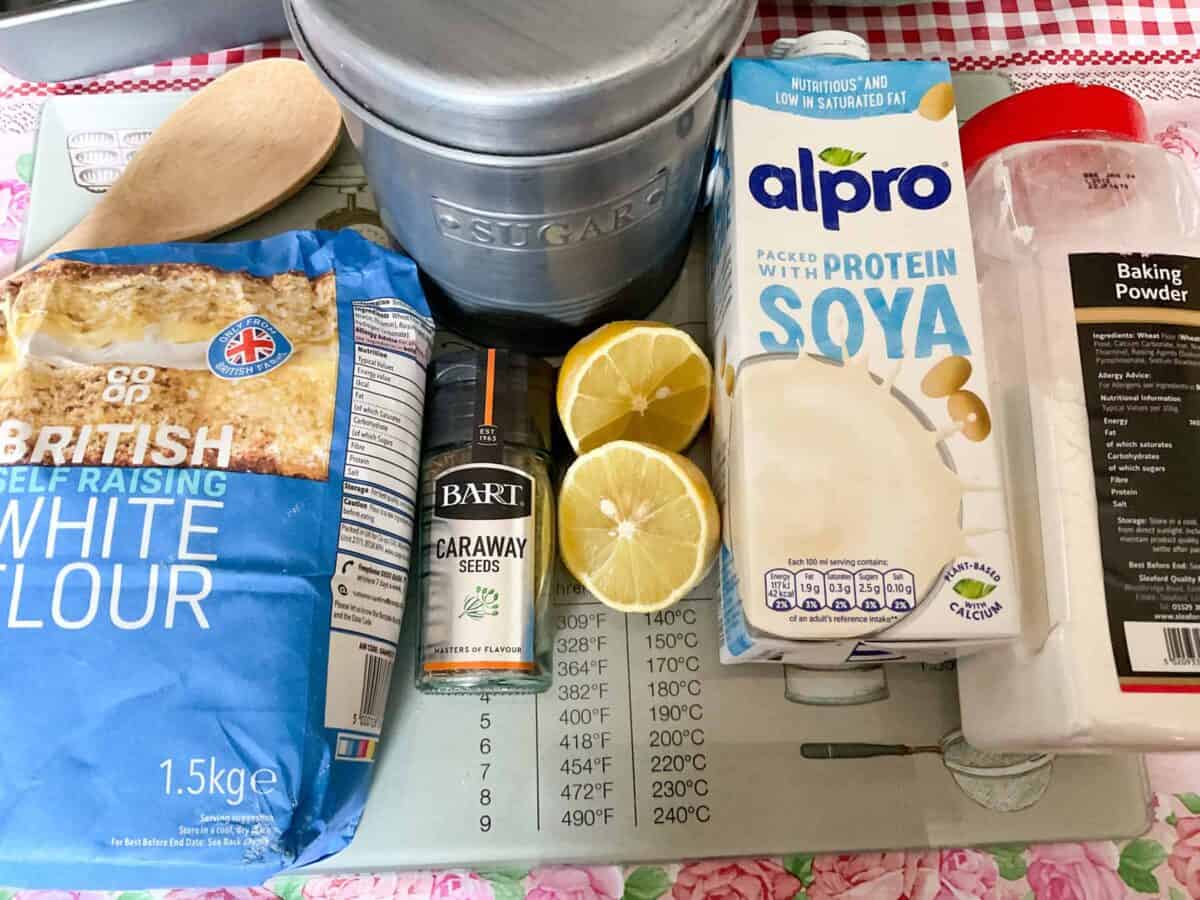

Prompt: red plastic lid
[{"left": 959, "top": 84, "right": 1148, "bottom": 176}]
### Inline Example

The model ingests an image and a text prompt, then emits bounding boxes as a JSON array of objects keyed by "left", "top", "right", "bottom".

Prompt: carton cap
[{"left": 769, "top": 30, "right": 870, "bottom": 61}]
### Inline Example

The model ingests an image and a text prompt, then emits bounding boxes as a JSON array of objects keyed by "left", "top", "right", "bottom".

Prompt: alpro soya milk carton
[{"left": 708, "top": 44, "right": 1018, "bottom": 667}]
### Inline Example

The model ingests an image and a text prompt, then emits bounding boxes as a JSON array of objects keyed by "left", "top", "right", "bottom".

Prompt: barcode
[
  {"left": 1165, "top": 627, "right": 1200, "bottom": 663},
  {"left": 1124, "top": 621, "right": 1200, "bottom": 674},
  {"left": 359, "top": 654, "right": 394, "bottom": 721}
]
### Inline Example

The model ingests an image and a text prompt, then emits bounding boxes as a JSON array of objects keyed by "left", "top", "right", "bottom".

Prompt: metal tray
[{"left": 0, "top": 0, "right": 287, "bottom": 82}]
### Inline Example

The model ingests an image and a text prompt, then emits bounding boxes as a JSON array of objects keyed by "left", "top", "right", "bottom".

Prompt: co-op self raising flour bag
[{"left": 0, "top": 230, "right": 433, "bottom": 888}]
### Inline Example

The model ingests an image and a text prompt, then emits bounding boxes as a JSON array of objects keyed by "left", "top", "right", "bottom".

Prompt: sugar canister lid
[
  {"left": 286, "top": 0, "right": 755, "bottom": 156},
  {"left": 425, "top": 349, "right": 556, "bottom": 453}
]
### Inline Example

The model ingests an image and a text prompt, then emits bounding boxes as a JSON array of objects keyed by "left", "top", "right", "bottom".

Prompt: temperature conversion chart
[{"left": 309, "top": 569, "right": 1150, "bottom": 871}]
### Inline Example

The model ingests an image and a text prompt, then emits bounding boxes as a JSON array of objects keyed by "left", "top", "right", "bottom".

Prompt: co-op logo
[
  {"left": 748, "top": 148, "right": 952, "bottom": 231},
  {"left": 103, "top": 365, "right": 155, "bottom": 405}
]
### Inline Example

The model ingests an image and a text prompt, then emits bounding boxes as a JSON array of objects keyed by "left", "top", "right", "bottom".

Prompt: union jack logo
[
  {"left": 208, "top": 315, "right": 292, "bottom": 380},
  {"left": 224, "top": 327, "right": 276, "bottom": 365}
]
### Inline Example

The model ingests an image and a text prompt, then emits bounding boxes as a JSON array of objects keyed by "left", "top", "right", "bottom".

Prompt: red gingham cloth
[
  {"left": 0, "top": 43, "right": 302, "bottom": 98},
  {"left": 2, "top": 0, "right": 1199, "bottom": 98},
  {"left": 750, "top": 0, "right": 1200, "bottom": 54}
]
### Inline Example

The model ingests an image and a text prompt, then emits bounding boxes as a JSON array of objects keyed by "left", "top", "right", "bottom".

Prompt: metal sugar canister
[{"left": 286, "top": 0, "right": 754, "bottom": 353}]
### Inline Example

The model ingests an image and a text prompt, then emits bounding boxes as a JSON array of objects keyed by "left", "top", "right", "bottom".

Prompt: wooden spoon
[{"left": 13, "top": 58, "right": 342, "bottom": 277}]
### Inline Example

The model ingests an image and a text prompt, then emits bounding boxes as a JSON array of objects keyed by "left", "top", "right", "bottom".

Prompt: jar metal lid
[
  {"left": 286, "top": 0, "right": 754, "bottom": 156},
  {"left": 425, "top": 349, "right": 556, "bottom": 453},
  {"left": 959, "top": 84, "right": 1148, "bottom": 177}
]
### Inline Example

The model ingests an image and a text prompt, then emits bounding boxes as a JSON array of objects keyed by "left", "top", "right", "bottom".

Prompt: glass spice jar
[{"left": 415, "top": 348, "right": 556, "bottom": 694}]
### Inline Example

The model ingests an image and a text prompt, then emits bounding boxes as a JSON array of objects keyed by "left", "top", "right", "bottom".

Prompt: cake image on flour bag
[{"left": 1, "top": 257, "right": 339, "bottom": 479}]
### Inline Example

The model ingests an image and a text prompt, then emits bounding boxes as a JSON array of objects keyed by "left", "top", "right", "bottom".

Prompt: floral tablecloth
[
  {"left": 5, "top": 2, "right": 1200, "bottom": 899},
  {"left": 5, "top": 832, "right": 1200, "bottom": 900}
]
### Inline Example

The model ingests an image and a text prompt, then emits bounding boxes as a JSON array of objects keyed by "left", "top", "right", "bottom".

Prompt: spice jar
[{"left": 416, "top": 349, "right": 556, "bottom": 694}]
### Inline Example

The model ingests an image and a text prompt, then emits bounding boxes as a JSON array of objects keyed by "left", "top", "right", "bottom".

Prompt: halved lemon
[
  {"left": 559, "top": 440, "right": 719, "bottom": 612},
  {"left": 557, "top": 321, "right": 712, "bottom": 454}
]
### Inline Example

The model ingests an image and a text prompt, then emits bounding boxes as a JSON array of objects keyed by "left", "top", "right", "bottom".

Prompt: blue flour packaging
[{"left": 0, "top": 230, "right": 433, "bottom": 887}]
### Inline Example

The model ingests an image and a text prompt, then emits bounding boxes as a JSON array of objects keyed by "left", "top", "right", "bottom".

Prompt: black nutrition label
[{"left": 1070, "top": 252, "right": 1200, "bottom": 691}]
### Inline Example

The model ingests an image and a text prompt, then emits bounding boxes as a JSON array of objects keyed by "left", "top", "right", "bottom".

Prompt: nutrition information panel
[{"left": 325, "top": 299, "right": 433, "bottom": 744}]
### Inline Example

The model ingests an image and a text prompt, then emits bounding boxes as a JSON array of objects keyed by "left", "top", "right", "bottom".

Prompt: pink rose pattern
[
  {"left": 1156, "top": 122, "right": 1200, "bottom": 169},
  {"left": 429, "top": 873, "right": 494, "bottom": 900},
  {"left": 0, "top": 176, "right": 28, "bottom": 255},
  {"left": 929, "top": 849, "right": 997, "bottom": 900},
  {"left": 1155, "top": 121, "right": 1200, "bottom": 199},
  {"left": 525, "top": 867, "right": 623, "bottom": 900},
  {"left": 300, "top": 872, "right": 435, "bottom": 900},
  {"left": 1026, "top": 843, "right": 1127, "bottom": 900},
  {"left": 807, "top": 852, "right": 912, "bottom": 900},
  {"left": 1170, "top": 816, "right": 1200, "bottom": 899},
  {"left": 672, "top": 859, "right": 802, "bottom": 900},
  {"left": 804, "top": 851, "right": 989, "bottom": 900}
]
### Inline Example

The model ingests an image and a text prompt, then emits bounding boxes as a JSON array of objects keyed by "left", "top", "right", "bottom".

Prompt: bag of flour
[{"left": 0, "top": 230, "right": 432, "bottom": 887}]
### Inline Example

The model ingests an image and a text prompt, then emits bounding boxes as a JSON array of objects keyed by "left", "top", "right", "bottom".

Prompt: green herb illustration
[
  {"left": 953, "top": 578, "right": 997, "bottom": 600},
  {"left": 818, "top": 146, "right": 867, "bottom": 167},
  {"left": 460, "top": 586, "right": 501, "bottom": 620}
]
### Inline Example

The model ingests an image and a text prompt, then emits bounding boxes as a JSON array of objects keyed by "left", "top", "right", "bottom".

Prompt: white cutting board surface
[
  {"left": 17, "top": 77, "right": 1154, "bottom": 871},
  {"left": 20, "top": 92, "right": 191, "bottom": 265}
]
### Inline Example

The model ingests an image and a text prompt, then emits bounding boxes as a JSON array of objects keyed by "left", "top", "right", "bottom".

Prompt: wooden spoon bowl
[{"left": 14, "top": 58, "right": 343, "bottom": 276}]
